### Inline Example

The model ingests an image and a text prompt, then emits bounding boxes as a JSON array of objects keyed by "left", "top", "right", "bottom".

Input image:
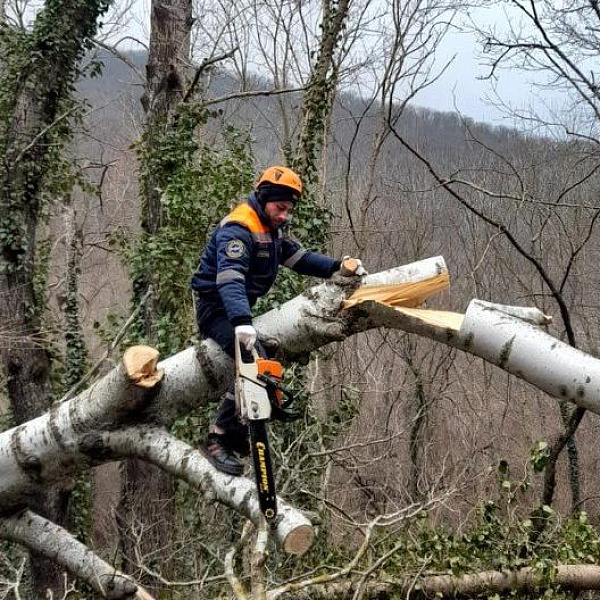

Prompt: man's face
[{"left": 263, "top": 200, "right": 294, "bottom": 228}]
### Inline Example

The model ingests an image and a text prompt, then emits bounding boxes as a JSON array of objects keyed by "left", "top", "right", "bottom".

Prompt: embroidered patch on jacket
[{"left": 225, "top": 239, "right": 246, "bottom": 259}]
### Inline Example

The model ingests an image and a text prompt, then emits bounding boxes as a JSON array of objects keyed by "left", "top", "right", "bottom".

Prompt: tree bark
[
  {"left": 268, "top": 564, "right": 600, "bottom": 599},
  {"left": 141, "top": 0, "right": 193, "bottom": 241},
  {"left": 360, "top": 297, "right": 600, "bottom": 413},
  {"left": 91, "top": 428, "right": 314, "bottom": 555},
  {"left": 0, "top": 510, "right": 153, "bottom": 600},
  {"left": 120, "top": 0, "right": 193, "bottom": 580},
  {"left": 2, "top": 256, "right": 597, "bottom": 515}
]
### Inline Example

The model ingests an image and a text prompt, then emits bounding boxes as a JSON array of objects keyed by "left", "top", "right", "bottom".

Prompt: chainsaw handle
[
  {"left": 234, "top": 332, "right": 261, "bottom": 364},
  {"left": 257, "top": 373, "right": 292, "bottom": 396}
]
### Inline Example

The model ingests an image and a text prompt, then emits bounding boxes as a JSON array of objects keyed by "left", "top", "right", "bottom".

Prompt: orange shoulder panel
[{"left": 221, "top": 203, "right": 269, "bottom": 234}]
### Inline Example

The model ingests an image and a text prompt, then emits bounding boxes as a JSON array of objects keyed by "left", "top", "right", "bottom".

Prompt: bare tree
[
  {"left": 319, "top": 0, "right": 458, "bottom": 516},
  {"left": 118, "top": 0, "right": 194, "bottom": 581}
]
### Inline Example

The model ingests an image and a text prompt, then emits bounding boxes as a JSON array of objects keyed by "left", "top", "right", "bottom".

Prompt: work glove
[
  {"left": 340, "top": 255, "right": 367, "bottom": 277},
  {"left": 235, "top": 324, "right": 257, "bottom": 352}
]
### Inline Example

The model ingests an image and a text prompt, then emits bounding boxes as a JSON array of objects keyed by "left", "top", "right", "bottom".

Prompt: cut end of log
[
  {"left": 342, "top": 257, "right": 360, "bottom": 274},
  {"left": 98, "top": 572, "right": 155, "bottom": 600},
  {"left": 123, "top": 346, "right": 164, "bottom": 388},
  {"left": 283, "top": 524, "right": 315, "bottom": 556}
]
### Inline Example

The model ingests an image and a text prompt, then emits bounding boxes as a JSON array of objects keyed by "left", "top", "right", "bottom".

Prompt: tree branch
[
  {"left": 266, "top": 562, "right": 600, "bottom": 599},
  {"left": 183, "top": 49, "right": 238, "bottom": 103},
  {"left": 0, "top": 510, "right": 153, "bottom": 599},
  {"left": 85, "top": 427, "right": 315, "bottom": 555},
  {"left": 201, "top": 86, "right": 305, "bottom": 108}
]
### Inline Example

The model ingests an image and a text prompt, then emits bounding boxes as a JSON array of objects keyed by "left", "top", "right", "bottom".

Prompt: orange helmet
[{"left": 254, "top": 166, "right": 302, "bottom": 197}]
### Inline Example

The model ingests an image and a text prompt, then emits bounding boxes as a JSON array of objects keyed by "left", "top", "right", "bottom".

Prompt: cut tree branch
[{"left": 85, "top": 427, "right": 314, "bottom": 555}]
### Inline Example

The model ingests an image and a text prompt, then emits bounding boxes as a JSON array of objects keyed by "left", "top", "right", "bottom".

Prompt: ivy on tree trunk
[{"left": 0, "top": 0, "right": 112, "bottom": 595}]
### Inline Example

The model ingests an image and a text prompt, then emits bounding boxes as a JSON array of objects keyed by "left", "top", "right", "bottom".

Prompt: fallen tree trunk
[
  {"left": 142, "top": 257, "right": 451, "bottom": 425},
  {"left": 269, "top": 563, "right": 600, "bottom": 599},
  {"left": 0, "top": 346, "right": 162, "bottom": 509},
  {"left": 2, "top": 255, "right": 599, "bottom": 522},
  {"left": 0, "top": 259, "right": 446, "bottom": 560},
  {"left": 85, "top": 427, "right": 314, "bottom": 555}
]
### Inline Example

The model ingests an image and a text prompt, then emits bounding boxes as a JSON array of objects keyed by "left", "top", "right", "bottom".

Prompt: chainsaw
[{"left": 234, "top": 333, "right": 299, "bottom": 523}]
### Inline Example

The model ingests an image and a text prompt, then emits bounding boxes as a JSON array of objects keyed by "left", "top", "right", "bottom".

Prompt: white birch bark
[
  {"left": 0, "top": 348, "right": 158, "bottom": 509},
  {"left": 89, "top": 427, "right": 314, "bottom": 555},
  {"left": 0, "top": 258, "right": 443, "bottom": 543},
  {"left": 150, "top": 257, "right": 450, "bottom": 422},
  {"left": 2, "top": 255, "right": 598, "bottom": 516},
  {"left": 0, "top": 510, "right": 153, "bottom": 599},
  {"left": 268, "top": 564, "right": 600, "bottom": 599},
  {"left": 254, "top": 255, "right": 448, "bottom": 356},
  {"left": 459, "top": 299, "right": 600, "bottom": 412},
  {"left": 363, "top": 298, "right": 600, "bottom": 413}
]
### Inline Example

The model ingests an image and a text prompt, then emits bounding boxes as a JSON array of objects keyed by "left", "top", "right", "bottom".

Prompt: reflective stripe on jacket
[{"left": 191, "top": 193, "right": 340, "bottom": 326}]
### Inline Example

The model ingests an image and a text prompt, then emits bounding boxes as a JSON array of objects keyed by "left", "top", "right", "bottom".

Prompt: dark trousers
[{"left": 195, "top": 299, "right": 247, "bottom": 438}]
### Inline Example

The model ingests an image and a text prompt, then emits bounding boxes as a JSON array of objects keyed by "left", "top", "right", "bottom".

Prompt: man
[{"left": 191, "top": 165, "right": 365, "bottom": 476}]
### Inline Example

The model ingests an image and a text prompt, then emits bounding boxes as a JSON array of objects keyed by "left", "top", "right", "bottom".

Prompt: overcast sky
[
  {"left": 413, "top": 28, "right": 526, "bottom": 125},
  {"left": 412, "top": 18, "right": 567, "bottom": 127},
  {"left": 105, "top": 0, "right": 567, "bottom": 128}
]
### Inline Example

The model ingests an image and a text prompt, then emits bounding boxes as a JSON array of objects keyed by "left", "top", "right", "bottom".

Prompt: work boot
[
  {"left": 204, "top": 433, "right": 244, "bottom": 476},
  {"left": 222, "top": 430, "right": 250, "bottom": 457}
]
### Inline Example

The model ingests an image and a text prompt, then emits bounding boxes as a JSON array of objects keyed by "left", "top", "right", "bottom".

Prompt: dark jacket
[{"left": 191, "top": 193, "right": 340, "bottom": 326}]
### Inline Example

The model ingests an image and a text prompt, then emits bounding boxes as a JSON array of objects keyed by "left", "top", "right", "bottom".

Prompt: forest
[{"left": 2, "top": 0, "right": 600, "bottom": 598}]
